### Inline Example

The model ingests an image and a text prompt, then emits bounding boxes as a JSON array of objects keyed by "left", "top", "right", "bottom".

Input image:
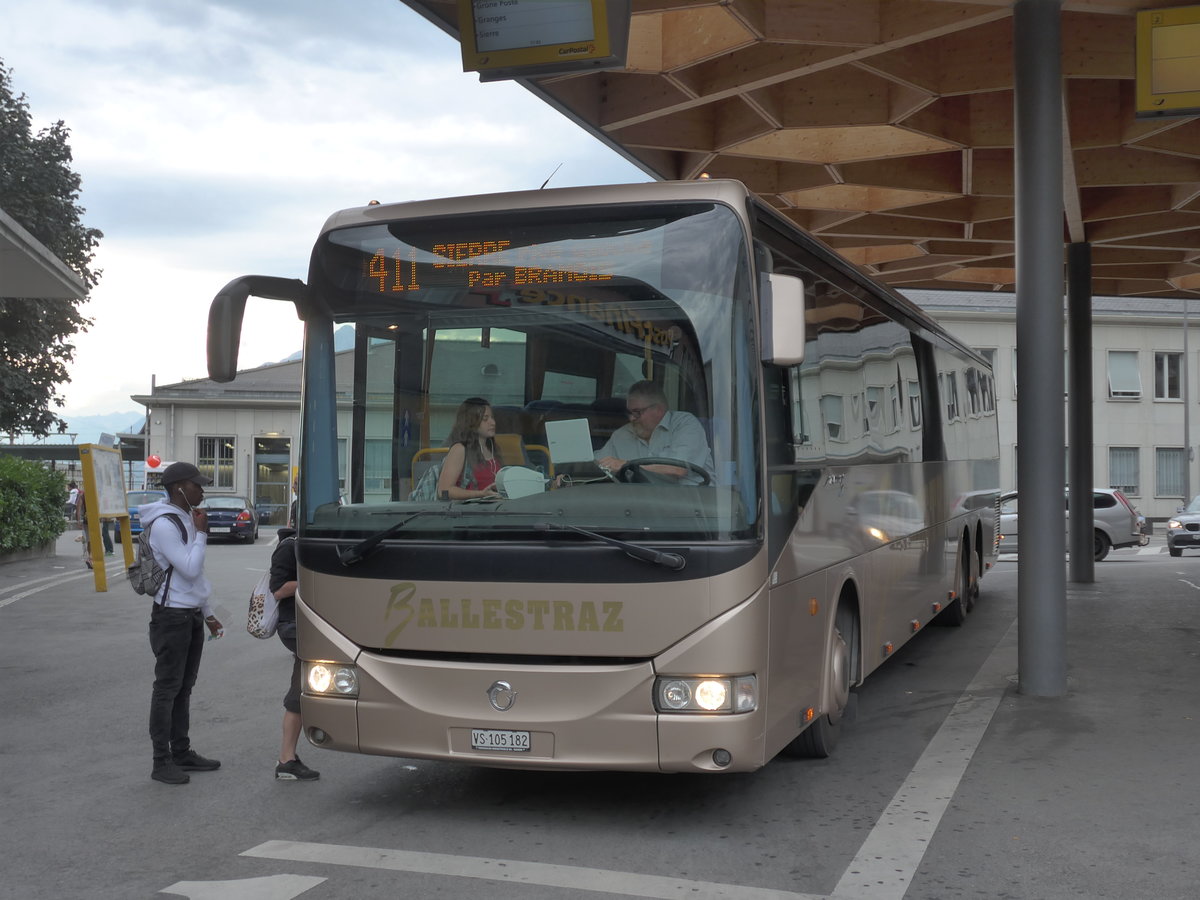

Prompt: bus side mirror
[
  {"left": 760, "top": 273, "right": 806, "bottom": 366},
  {"left": 208, "top": 276, "right": 308, "bottom": 383}
]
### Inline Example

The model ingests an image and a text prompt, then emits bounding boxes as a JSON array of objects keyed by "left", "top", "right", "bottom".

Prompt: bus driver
[{"left": 595, "top": 381, "right": 713, "bottom": 484}]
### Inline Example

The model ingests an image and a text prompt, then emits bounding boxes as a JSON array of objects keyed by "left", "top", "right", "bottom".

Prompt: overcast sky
[{"left": 3, "top": 0, "right": 649, "bottom": 418}]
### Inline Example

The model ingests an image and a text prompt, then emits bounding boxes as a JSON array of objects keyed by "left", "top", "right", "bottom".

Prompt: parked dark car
[
  {"left": 126, "top": 490, "right": 167, "bottom": 535},
  {"left": 1166, "top": 496, "right": 1200, "bottom": 557},
  {"left": 203, "top": 495, "right": 259, "bottom": 543}
]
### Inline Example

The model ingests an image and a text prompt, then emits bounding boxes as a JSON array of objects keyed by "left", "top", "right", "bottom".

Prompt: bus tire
[
  {"left": 785, "top": 603, "right": 856, "bottom": 759},
  {"left": 938, "top": 538, "right": 971, "bottom": 627}
]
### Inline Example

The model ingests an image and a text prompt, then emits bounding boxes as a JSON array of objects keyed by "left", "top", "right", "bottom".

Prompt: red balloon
[{"left": 146, "top": 455, "right": 161, "bottom": 468}]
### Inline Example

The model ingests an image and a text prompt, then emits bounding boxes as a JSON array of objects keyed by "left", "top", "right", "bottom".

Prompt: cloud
[{"left": 3, "top": 0, "right": 649, "bottom": 417}]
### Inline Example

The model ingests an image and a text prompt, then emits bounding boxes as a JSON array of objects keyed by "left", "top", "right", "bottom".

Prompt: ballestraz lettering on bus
[{"left": 384, "top": 582, "right": 624, "bottom": 645}]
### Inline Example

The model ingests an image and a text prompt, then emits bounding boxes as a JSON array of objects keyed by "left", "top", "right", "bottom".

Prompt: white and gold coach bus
[{"left": 208, "top": 179, "right": 999, "bottom": 773}]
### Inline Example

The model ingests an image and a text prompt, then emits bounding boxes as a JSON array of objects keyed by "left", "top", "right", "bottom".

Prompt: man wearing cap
[{"left": 139, "top": 461, "right": 224, "bottom": 785}]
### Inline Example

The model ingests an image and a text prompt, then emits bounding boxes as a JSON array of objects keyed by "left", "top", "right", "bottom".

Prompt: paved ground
[{"left": 1, "top": 529, "right": 1198, "bottom": 899}]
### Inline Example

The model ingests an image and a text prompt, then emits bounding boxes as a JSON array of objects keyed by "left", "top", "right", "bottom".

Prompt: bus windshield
[{"left": 306, "top": 199, "right": 760, "bottom": 543}]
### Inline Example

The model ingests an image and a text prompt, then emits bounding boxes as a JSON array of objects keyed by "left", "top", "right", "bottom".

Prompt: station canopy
[{"left": 402, "top": 0, "right": 1200, "bottom": 299}]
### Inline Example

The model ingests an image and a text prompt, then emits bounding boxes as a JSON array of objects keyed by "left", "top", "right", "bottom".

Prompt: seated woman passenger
[{"left": 437, "top": 397, "right": 503, "bottom": 500}]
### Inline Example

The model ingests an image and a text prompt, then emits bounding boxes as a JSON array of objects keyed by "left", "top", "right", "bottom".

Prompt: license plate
[
  {"left": 210, "top": 526, "right": 230, "bottom": 533},
  {"left": 471, "top": 729, "right": 531, "bottom": 752}
]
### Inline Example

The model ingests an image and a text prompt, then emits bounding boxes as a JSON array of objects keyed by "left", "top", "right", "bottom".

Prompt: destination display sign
[
  {"left": 363, "top": 240, "right": 617, "bottom": 294},
  {"left": 471, "top": 0, "right": 596, "bottom": 53},
  {"left": 457, "top": 0, "right": 628, "bottom": 79}
]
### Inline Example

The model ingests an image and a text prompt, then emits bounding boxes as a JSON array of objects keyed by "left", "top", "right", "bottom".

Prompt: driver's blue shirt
[{"left": 596, "top": 410, "right": 714, "bottom": 484}]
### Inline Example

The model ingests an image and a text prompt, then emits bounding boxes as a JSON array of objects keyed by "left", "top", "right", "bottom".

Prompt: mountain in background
[
  {"left": 276, "top": 324, "right": 357, "bottom": 362},
  {"left": 56, "top": 411, "right": 145, "bottom": 444},
  {"left": 43, "top": 326, "right": 358, "bottom": 444}
]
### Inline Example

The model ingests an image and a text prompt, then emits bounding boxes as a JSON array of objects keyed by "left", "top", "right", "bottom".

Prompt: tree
[{"left": 0, "top": 58, "right": 102, "bottom": 437}]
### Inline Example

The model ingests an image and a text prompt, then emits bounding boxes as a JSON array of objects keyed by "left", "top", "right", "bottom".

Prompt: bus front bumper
[{"left": 301, "top": 652, "right": 768, "bottom": 773}]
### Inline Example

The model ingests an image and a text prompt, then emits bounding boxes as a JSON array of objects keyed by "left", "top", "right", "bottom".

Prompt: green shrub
[{"left": 0, "top": 456, "right": 68, "bottom": 553}]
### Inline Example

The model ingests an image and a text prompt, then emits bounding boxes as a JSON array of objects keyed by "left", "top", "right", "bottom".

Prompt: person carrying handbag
[{"left": 268, "top": 527, "right": 319, "bottom": 781}]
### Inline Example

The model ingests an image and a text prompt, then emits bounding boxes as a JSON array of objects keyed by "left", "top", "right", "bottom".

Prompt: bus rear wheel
[
  {"left": 785, "top": 604, "right": 856, "bottom": 759},
  {"left": 938, "top": 538, "right": 971, "bottom": 627}
]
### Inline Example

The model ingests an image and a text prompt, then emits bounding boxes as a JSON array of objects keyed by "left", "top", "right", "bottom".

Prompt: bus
[{"left": 207, "top": 179, "right": 999, "bottom": 773}]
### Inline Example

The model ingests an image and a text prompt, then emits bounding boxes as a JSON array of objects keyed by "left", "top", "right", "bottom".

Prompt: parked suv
[
  {"left": 998, "top": 488, "right": 1146, "bottom": 561},
  {"left": 1166, "top": 496, "right": 1200, "bottom": 557}
]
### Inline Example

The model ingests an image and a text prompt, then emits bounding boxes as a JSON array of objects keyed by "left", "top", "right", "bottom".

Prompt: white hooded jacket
[{"left": 138, "top": 499, "right": 213, "bottom": 616}]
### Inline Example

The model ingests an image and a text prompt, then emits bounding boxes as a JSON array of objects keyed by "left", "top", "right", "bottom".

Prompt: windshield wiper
[
  {"left": 535, "top": 522, "right": 686, "bottom": 571},
  {"left": 339, "top": 510, "right": 462, "bottom": 565}
]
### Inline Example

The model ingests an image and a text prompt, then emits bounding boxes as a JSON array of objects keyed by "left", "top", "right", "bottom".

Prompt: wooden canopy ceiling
[{"left": 405, "top": 0, "right": 1200, "bottom": 298}]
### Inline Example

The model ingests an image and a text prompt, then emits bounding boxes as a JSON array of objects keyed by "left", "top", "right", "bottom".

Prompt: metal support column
[
  {"left": 1014, "top": 0, "right": 1067, "bottom": 696},
  {"left": 1184, "top": 300, "right": 1191, "bottom": 505},
  {"left": 1067, "top": 242, "right": 1094, "bottom": 583}
]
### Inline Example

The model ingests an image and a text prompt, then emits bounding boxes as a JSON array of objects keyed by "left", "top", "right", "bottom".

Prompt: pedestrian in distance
[
  {"left": 269, "top": 526, "right": 319, "bottom": 781},
  {"left": 65, "top": 481, "right": 79, "bottom": 520},
  {"left": 76, "top": 489, "right": 93, "bottom": 569},
  {"left": 140, "top": 461, "right": 224, "bottom": 785}
]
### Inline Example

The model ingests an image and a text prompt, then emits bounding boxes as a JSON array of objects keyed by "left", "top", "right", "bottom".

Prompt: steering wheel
[{"left": 616, "top": 457, "right": 712, "bottom": 486}]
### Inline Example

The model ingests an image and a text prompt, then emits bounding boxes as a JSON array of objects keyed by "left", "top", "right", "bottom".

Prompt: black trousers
[{"left": 148, "top": 605, "right": 205, "bottom": 761}]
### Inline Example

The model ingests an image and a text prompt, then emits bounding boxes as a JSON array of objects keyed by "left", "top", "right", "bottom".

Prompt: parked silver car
[
  {"left": 1166, "top": 496, "right": 1200, "bottom": 557},
  {"left": 998, "top": 488, "right": 1146, "bottom": 561}
]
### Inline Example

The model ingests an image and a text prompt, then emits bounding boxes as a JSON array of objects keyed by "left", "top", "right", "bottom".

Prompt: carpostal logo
[
  {"left": 384, "top": 582, "right": 624, "bottom": 645},
  {"left": 558, "top": 42, "right": 596, "bottom": 57}
]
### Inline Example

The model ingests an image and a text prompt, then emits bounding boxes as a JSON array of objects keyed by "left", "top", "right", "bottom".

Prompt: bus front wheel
[{"left": 785, "top": 604, "right": 856, "bottom": 759}]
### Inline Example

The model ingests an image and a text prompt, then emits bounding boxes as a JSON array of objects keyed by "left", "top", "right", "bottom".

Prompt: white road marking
[
  {"left": 1178, "top": 579, "right": 1200, "bottom": 591},
  {"left": 241, "top": 840, "right": 825, "bottom": 900},
  {"left": 0, "top": 561, "right": 125, "bottom": 609},
  {"left": 159, "top": 874, "right": 325, "bottom": 899},
  {"left": 242, "top": 625, "right": 1014, "bottom": 900},
  {"left": 829, "top": 620, "right": 1015, "bottom": 899}
]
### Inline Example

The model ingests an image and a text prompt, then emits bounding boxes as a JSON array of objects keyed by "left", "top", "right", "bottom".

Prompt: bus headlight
[
  {"left": 305, "top": 662, "right": 359, "bottom": 698},
  {"left": 654, "top": 675, "right": 757, "bottom": 713}
]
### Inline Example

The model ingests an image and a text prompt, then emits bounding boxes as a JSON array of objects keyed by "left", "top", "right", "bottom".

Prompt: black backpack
[{"left": 128, "top": 514, "right": 188, "bottom": 598}]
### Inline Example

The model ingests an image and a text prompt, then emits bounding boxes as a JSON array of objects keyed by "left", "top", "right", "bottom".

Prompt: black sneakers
[
  {"left": 151, "top": 761, "right": 190, "bottom": 785},
  {"left": 173, "top": 749, "right": 221, "bottom": 771},
  {"left": 275, "top": 757, "right": 320, "bottom": 781}
]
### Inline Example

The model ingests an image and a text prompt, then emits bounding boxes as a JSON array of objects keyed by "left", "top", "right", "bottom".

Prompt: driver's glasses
[{"left": 626, "top": 404, "right": 657, "bottom": 419}]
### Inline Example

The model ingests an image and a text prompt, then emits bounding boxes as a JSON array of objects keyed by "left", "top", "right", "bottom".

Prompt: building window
[
  {"left": 965, "top": 367, "right": 982, "bottom": 416},
  {"left": 197, "top": 436, "right": 234, "bottom": 489},
  {"left": 1154, "top": 351, "right": 1182, "bottom": 400},
  {"left": 1156, "top": 447, "right": 1186, "bottom": 498},
  {"left": 1107, "top": 350, "right": 1141, "bottom": 399},
  {"left": 866, "top": 386, "right": 883, "bottom": 432},
  {"left": 941, "top": 371, "right": 960, "bottom": 422},
  {"left": 820, "top": 395, "right": 844, "bottom": 441},
  {"left": 1109, "top": 447, "right": 1139, "bottom": 496},
  {"left": 972, "top": 349, "right": 997, "bottom": 413},
  {"left": 364, "top": 438, "right": 393, "bottom": 492},
  {"left": 907, "top": 380, "right": 921, "bottom": 429}
]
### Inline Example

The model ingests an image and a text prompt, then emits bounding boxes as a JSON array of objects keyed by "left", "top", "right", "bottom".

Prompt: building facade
[
  {"left": 133, "top": 360, "right": 306, "bottom": 525},
  {"left": 135, "top": 291, "right": 1200, "bottom": 525},
  {"left": 908, "top": 290, "right": 1198, "bottom": 522}
]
